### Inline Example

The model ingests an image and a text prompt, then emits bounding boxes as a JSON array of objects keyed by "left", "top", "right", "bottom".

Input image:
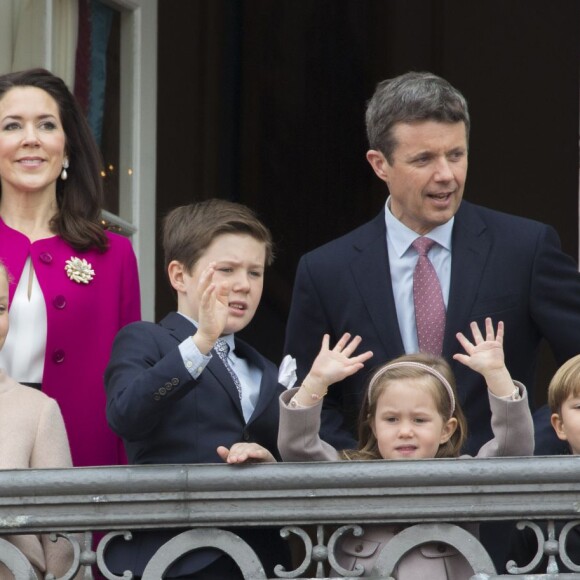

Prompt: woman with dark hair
[{"left": 0, "top": 68, "right": 140, "bottom": 467}]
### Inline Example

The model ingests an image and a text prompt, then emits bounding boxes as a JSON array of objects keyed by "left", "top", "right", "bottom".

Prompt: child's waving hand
[
  {"left": 294, "top": 334, "right": 373, "bottom": 407},
  {"left": 453, "top": 318, "right": 515, "bottom": 398}
]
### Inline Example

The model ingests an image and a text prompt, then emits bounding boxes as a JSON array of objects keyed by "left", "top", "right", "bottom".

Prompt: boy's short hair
[
  {"left": 162, "top": 199, "right": 274, "bottom": 274},
  {"left": 548, "top": 354, "right": 580, "bottom": 414}
]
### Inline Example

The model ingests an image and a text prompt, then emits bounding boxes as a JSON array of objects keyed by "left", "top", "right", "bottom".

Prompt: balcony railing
[{"left": 1, "top": 455, "right": 580, "bottom": 579}]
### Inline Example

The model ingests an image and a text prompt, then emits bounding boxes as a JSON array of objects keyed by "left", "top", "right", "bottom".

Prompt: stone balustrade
[{"left": 0, "top": 455, "right": 579, "bottom": 578}]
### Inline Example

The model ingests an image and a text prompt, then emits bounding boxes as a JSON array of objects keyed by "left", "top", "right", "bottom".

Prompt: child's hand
[
  {"left": 454, "top": 318, "right": 505, "bottom": 374},
  {"left": 305, "top": 333, "right": 373, "bottom": 393},
  {"left": 453, "top": 318, "right": 514, "bottom": 397},
  {"left": 217, "top": 443, "right": 276, "bottom": 464},
  {"left": 194, "top": 263, "right": 230, "bottom": 353}
]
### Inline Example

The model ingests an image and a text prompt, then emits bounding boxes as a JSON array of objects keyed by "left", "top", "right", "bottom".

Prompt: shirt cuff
[{"left": 178, "top": 336, "right": 211, "bottom": 379}]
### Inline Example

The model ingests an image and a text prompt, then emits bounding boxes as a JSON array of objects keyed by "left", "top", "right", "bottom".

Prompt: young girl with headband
[{"left": 274, "top": 318, "right": 534, "bottom": 579}]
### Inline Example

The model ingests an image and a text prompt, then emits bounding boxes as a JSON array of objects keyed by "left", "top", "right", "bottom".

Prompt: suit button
[
  {"left": 52, "top": 349, "right": 65, "bottom": 364},
  {"left": 171, "top": 378, "right": 179, "bottom": 386},
  {"left": 242, "top": 431, "right": 250, "bottom": 441},
  {"left": 153, "top": 394, "right": 161, "bottom": 401},
  {"left": 164, "top": 382, "right": 172, "bottom": 390},
  {"left": 53, "top": 295, "right": 67, "bottom": 309},
  {"left": 159, "top": 387, "right": 166, "bottom": 395},
  {"left": 39, "top": 252, "right": 53, "bottom": 264}
]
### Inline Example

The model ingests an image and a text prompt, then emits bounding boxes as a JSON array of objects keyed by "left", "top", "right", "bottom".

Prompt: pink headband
[{"left": 368, "top": 361, "right": 456, "bottom": 416}]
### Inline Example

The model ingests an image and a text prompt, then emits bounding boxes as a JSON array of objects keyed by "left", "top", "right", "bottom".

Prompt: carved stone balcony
[{"left": 1, "top": 455, "right": 579, "bottom": 578}]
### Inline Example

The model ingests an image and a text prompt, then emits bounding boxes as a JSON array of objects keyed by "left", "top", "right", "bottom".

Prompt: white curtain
[
  {"left": 0, "top": 0, "right": 78, "bottom": 89},
  {"left": 52, "top": 0, "right": 78, "bottom": 88},
  {"left": 0, "top": 2, "right": 15, "bottom": 74}
]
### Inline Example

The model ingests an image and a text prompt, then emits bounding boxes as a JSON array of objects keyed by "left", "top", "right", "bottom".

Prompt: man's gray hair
[{"left": 365, "top": 71, "right": 470, "bottom": 162}]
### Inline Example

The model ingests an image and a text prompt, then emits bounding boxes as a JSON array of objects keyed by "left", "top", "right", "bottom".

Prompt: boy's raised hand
[
  {"left": 453, "top": 318, "right": 515, "bottom": 397},
  {"left": 193, "top": 263, "right": 231, "bottom": 354}
]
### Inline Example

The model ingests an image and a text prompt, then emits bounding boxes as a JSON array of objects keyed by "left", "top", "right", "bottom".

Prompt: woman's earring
[{"left": 61, "top": 157, "right": 69, "bottom": 181}]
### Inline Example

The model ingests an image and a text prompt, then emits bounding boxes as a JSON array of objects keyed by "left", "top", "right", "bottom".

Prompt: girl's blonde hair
[{"left": 341, "top": 353, "right": 467, "bottom": 460}]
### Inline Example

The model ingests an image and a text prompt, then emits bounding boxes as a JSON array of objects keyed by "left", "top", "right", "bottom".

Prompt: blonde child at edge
[
  {"left": 548, "top": 353, "right": 580, "bottom": 454},
  {"left": 0, "top": 260, "right": 76, "bottom": 580},
  {"left": 506, "top": 354, "right": 580, "bottom": 574},
  {"left": 274, "top": 318, "right": 534, "bottom": 579}
]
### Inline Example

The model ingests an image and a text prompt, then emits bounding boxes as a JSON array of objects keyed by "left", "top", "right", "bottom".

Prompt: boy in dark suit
[{"left": 105, "top": 199, "right": 290, "bottom": 578}]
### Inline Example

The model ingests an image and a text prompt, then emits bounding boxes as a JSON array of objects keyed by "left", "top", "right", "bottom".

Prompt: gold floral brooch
[{"left": 65, "top": 257, "right": 95, "bottom": 284}]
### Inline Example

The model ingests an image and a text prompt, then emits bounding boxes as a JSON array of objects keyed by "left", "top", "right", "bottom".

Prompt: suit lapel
[
  {"left": 205, "top": 354, "right": 245, "bottom": 413},
  {"left": 349, "top": 212, "right": 405, "bottom": 358},
  {"left": 159, "top": 313, "right": 244, "bottom": 413},
  {"left": 159, "top": 311, "right": 196, "bottom": 342},
  {"left": 443, "top": 202, "right": 491, "bottom": 356},
  {"left": 234, "top": 338, "right": 280, "bottom": 423}
]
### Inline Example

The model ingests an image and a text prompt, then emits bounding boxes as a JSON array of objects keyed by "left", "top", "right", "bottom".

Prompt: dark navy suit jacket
[
  {"left": 284, "top": 201, "right": 580, "bottom": 456},
  {"left": 105, "top": 311, "right": 287, "bottom": 576}
]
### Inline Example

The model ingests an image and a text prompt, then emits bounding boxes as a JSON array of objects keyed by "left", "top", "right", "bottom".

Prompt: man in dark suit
[
  {"left": 284, "top": 71, "right": 580, "bottom": 458},
  {"left": 284, "top": 72, "right": 580, "bottom": 572},
  {"left": 105, "top": 200, "right": 290, "bottom": 579}
]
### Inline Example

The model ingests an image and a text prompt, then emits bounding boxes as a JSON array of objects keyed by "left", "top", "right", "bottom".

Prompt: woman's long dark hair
[{"left": 0, "top": 68, "right": 108, "bottom": 251}]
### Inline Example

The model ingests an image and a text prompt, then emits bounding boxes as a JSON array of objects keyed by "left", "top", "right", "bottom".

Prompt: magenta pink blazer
[{"left": 0, "top": 218, "right": 141, "bottom": 467}]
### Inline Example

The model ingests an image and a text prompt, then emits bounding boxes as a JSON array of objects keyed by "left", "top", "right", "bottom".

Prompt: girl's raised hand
[
  {"left": 453, "top": 318, "right": 514, "bottom": 397},
  {"left": 308, "top": 333, "right": 373, "bottom": 389},
  {"left": 453, "top": 318, "right": 505, "bottom": 375},
  {"left": 289, "top": 334, "right": 372, "bottom": 408}
]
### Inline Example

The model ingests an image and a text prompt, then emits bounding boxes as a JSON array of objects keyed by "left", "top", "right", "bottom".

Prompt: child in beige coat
[{"left": 0, "top": 260, "right": 75, "bottom": 579}]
